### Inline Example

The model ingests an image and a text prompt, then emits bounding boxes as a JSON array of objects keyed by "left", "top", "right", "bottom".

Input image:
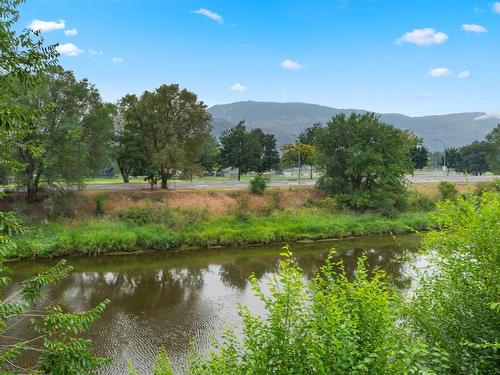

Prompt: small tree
[
  {"left": 251, "top": 128, "right": 280, "bottom": 173},
  {"left": 281, "top": 143, "right": 317, "bottom": 179},
  {"left": 219, "top": 121, "right": 262, "bottom": 180},
  {"left": 410, "top": 145, "right": 429, "bottom": 170},
  {"left": 315, "top": 113, "right": 416, "bottom": 212},
  {"left": 442, "top": 147, "right": 463, "bottom": 174}
]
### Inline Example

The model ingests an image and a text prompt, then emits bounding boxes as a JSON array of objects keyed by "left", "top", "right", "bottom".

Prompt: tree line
[{"left": 2, "top": 61, "right": 498, "bottom": 205}]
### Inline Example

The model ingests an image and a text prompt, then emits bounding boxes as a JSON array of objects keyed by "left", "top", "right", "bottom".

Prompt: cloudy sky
[{"left": 20, "top": 0, "right": 500, "bottom": 116}]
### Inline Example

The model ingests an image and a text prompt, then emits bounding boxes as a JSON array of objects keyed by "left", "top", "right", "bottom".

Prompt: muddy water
[{"left": 5, "top": 234, "right": 420, "bottom": 374}]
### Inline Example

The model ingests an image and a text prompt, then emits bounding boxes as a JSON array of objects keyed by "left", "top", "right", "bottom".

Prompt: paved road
[
  {"left": 2, "top": 172, "right": 498, "bottom": 192},
  {"left": 84, "top": 172, "right": 499, "bottom": 191}
]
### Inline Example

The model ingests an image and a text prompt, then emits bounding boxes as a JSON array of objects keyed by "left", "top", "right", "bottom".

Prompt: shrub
[
  {"left": 475, "top": 179, "right": 500, "bottom": 196},
  {"left": 437, "top": 181, "right": 458, "bottom": 201},
  {"left": 259, "top": 191, "right": 282, "bottom": 216},
  {"left": 319, "top": 196, "right": 338, "bottom": 213},
  {"left": 117, "top": 206, "right": 175, "bottom": 227},
  {"left": 43, "top": 191, "right": 81, "bottom": 218},
  {"left": 95, "top": 194, "right": 105, "bottom": 216},
  {"left": 407, "top": 192, "right": 500, "bottom": 373},
  {"left": 249, "top": 174, "right": 267, "bottom": 195},
  {"left": 407, "top": 191, "right": 436, "bottom": 212}
]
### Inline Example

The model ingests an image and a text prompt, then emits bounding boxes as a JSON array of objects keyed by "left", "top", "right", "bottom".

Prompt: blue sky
[{"left": 20, "top": 0, "right": 500, "bottom": 116}]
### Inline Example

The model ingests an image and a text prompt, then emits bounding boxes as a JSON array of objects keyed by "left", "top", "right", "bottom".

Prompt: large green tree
[
  {"left": 9, "top": 67, "right": 114, "bottom": 202},
  {"left": 219, "top": 121, "right": 262, "bottom": 180},
  {"left": 119, "top": 84, "right": 212, "bottom": 188},
  {"left": 250, "top": 128, "right": 280, "bottom": 173},
  {"left": 114, "top": 95, "right": 149, "bottom": 182},
  {"left": 1, "top": 1, "right": 108, "bottom": 372},
  {"left": 315, "top": 113, "right": 416, "bottom": 212},
  {"left": 456, "top": 141, "right": 490, "bottom": 175}
]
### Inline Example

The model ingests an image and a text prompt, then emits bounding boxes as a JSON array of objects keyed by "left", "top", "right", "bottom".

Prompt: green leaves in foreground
[{"left": 186, "top": 248, "right": 433, "bottom": 375}]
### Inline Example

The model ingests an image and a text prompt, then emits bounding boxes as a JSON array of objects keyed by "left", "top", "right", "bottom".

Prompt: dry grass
[
  {"left": 1, "top": 182, "right": 482, "bottom": 223},
  {"left": 1, "top": 187, "right": 323, "bottom": 222},
  {"left": 410, "top": 182, "right": 476, "bottom": 197}
]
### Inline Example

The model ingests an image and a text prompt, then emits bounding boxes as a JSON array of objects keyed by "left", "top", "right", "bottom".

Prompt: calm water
[{"left": 5, "top": 235, "right": 420, "bottom": 374}]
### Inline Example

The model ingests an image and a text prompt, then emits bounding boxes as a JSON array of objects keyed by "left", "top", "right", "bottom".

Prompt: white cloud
[
  {"left": 56, "top": 43, "right": 83, "bottom": 56},
  {"left": 428, "top": 67, "right": 452, "bottom": 77},
  {"left": 64, "top": 28, "right": 78, "bottom": 36},
  {"left": 494, "top": 2, "right": 500, "bottom": 13},
  {"left": 229, "top": 82, "right": 247, "bottom": 92},
  {"left": 462, "top": 24, "right": 487, "bottom": 33},
  {"left": 112, "top": 57, "right": 124, "bottom": 64},
  {"left": 281, "top": 59, "right": 303, "bottom": 70},
  {"left": 193, "top": 8, "right": 223, "bottom": 24},
  {"left": 458, "top": 70, "right": 471, "bottom": 79},
  {"left": 89, "top": 49, "right": 103, "bottom": 56},
  {"left": 396, "top": 28, "right": 448, "bottom": 46},
  {"left": 29, "top": 19, "right": 65, "bottom": 32}
]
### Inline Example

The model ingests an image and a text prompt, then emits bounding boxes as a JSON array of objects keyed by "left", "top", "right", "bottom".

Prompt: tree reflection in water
[{"left": 6, "top": 234, "right": 419, "bottom": 374}]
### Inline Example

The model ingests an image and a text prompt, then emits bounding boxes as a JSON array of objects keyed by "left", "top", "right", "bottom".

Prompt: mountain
[{"left": 208, "top": 101, "right": 499, "bottom": 150}]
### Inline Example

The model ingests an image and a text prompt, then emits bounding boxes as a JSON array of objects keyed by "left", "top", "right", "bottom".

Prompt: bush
[
  {"left": 407, "top": 192, "right": 500, "bottom": 373},
  {"left": 117, "top": 206, "right": 175, "bottom": 227},
  {"left": 249, "top": 174, "right": 267, "bottom": 195},
  {"left": 319, "top": 196, "right": 338, "bottom": 213},
  {"left": 437, "top": 181, "right": 458, "bottom": 201},
  {"left": 43, "top": 191, "right": 81, "bottom": 218},
  {"left": 95, "top": 194, "right": 105, "bottom": 216},
  {"left": 407, "top": 191, "right": 436, "bottom": 212},
  {"left": 475, "top": 179, "right": 500, "bottom": 196}
]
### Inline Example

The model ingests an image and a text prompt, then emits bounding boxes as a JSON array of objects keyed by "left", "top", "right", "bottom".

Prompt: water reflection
[{"left": 5, "top": 234, "right": 420, "bottom": 374}]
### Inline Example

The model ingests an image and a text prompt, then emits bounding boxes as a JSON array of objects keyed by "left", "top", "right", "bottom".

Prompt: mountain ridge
[{"left": 208, "top": 101, "right": 498, "bottom": 150}]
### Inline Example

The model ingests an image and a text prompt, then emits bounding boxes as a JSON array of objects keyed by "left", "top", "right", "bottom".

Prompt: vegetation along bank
[{"left": 5, "top": 186, "right": 450, "bottom": 259}]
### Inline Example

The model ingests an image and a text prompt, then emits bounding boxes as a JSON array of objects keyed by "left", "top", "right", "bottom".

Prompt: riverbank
[{"left": 10, "top": 208, "right": 434, "bottom": 259}]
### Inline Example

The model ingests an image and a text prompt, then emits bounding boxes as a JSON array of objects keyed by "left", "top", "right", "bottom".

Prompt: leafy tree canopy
[
  {"left": 118, "top": 84, "right": 212, "bottom": 188},
  {"left": 219, "top": 121, "right": 263, "bottom": 180},
  {"left": 315, "top": 113, "right": 416, "bottom": 213}
]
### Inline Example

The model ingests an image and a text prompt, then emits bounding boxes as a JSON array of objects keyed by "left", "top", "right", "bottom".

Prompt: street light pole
[{"left": 433, "top": 139, "right": 447, "bottom": 176}]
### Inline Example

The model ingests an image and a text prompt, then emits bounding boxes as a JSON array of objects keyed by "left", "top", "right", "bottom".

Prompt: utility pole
[
  {"left": 297, "top": 140, "right": 301, "bottom": 185},
  {"left": 433, "top": 139, "right": 447, "bottom": 176}
]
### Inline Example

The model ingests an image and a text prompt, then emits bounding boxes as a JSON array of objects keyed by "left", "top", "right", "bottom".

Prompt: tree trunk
[
  {"left": 237, "top": 168, "right": 241, "bottom": 181},
  {"left": 310, "top": 165, "right": 313, "bottom": 179},
  {"left": 117, "top": 160, "right": 130, "bottom": 183},
  {"left": 121, "top": 168, "right": 130, "bottom": 183},
  {"left": 159, "top": 164, "right": 168, "bottom": 189}
]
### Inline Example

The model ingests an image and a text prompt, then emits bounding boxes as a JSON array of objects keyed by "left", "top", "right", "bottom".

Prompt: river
[{"left": 4, "top": 234, "right": 421, "bottom": 374}]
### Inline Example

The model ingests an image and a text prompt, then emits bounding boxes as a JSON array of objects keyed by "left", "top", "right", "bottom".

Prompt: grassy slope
[{"left": 11, "top": 208, "right": 434, "bottom": 259}]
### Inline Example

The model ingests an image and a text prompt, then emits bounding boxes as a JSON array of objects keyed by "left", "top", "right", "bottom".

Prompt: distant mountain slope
[{"left": 209, "top": 101, "right": 498, "bottom": 150}]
